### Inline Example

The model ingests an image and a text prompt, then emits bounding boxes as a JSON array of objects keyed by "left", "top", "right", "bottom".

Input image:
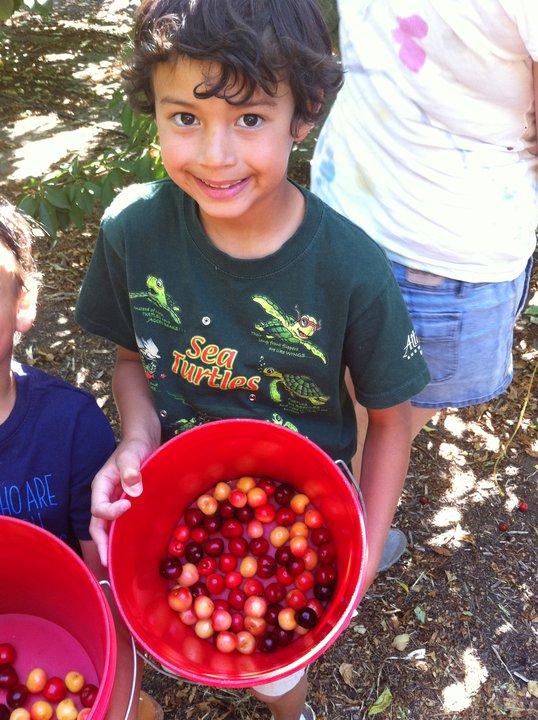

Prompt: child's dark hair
[
  {"left": 123, "top": 0, "right": 343, "bottom": 132},
  {"left": 0, "top": 199, "right": 41, "bottom": 293}
]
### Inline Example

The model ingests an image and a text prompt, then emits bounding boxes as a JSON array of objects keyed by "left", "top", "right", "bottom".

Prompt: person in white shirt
[{"left": 312, "top": 0, "right": 537, "bottom": 439}]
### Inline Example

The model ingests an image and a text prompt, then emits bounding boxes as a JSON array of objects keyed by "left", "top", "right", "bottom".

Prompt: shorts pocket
[{"left": 411, "top": 312, "right": 462, "bottom": 384}]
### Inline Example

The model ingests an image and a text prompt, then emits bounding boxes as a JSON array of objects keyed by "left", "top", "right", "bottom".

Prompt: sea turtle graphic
[
  {"left": 263, "top": 367, "right": 329, "bottom": 406},
  {"left": 130, "top": 276, "right": 181, "bottom": 325},
  {"left": 252, "top": 295, "right": 326, "bottom": 364},
  {"left": 271, "top": 413, "right": 299, "bottom": 431}
]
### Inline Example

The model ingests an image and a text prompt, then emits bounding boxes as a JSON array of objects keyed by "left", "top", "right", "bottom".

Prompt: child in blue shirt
[{"left": 0, "top": 199, "right": 161, "bottom": 720}]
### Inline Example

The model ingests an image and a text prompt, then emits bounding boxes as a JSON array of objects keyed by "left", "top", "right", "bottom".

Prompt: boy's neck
[
  {"left": 0, "top": 369, "right": 16, "bottom": 425},
  {"left": 198, "top": 180, "right": 306, "bottom": 259}
]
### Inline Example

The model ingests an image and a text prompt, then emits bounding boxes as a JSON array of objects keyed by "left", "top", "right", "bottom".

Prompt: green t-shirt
[{"left": 76, "top": 179, "right": 429, "bottom": 463}]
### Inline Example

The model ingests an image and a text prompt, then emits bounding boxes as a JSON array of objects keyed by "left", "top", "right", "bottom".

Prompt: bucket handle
[
  {"left": 335, "top": 459, "right": 366, "bottom": 518},
  {"left": 99, "top": 579, "right": 139, "bottom": 720}
]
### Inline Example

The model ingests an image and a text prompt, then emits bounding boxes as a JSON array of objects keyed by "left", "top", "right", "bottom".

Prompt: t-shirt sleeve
[
  {"left": 345, "top": 272, "right": 430, "bottom": 409},
  {"left": 69, "top": 399, "right": 116, "bottom": 540},
  {"left": 499, "top": 0, "right": 538, "bottom": 59},
  {"left": 75, "top": 223, "right": 138, "bottom": 352}
]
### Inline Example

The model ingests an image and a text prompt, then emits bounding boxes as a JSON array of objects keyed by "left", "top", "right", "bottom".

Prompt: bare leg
[
  {"left": 249, "top": 673, "right": 308, "bottom": 720},
  {"left": 409, "top": 406, "right": 437, "bottom": 440}
]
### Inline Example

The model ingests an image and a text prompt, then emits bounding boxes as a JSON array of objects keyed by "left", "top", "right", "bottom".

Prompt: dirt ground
[{"left": 1, "top": 2, "right": 537, "bottom": 719}]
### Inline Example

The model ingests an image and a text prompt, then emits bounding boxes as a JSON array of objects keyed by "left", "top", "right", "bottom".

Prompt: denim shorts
[{"left": 390, "top": 259, "right": 533, "bottom": 409}]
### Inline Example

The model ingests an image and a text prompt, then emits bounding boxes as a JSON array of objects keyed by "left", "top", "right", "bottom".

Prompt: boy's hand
[{"left": 90, "top": 438, "right": 156, "bottom": 566}]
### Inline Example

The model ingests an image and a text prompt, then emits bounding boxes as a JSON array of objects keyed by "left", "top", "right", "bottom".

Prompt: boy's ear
[
  {"left": 293, "top": 120, "right": 314, "bottom": 143},
  {"left": 16, "top": 286, "right": 37, "bottom": 334}
]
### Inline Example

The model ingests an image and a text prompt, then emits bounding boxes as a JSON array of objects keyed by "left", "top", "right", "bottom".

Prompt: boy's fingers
[
  {"left": 115, "top": 450, "right": 144, "bottom": 497},
  {"left": 90, "top": 516, "right": 110, "bottom": 567}
]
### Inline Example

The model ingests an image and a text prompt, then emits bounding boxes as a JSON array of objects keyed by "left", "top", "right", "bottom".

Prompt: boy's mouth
[{"left": 194, "top": 175, "right": 250, "bottom": 200}]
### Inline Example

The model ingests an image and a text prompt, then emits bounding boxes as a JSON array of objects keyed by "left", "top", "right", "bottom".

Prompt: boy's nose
[{"left": 200, "top": 127, "right": 236, "bottom": 168}]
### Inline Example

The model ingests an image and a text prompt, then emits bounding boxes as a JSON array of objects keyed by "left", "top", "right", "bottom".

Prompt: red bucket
[
  {"left": 0, "top": 517, "right": 117, "bottom": 718},
  {"left": 109, "top": 419, "right": 367, "bottom": 688}
]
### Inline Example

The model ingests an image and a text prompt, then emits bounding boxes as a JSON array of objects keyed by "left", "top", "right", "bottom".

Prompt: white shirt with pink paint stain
[{"left": 311, "top": 0, "right": 537, "bottom": 282}]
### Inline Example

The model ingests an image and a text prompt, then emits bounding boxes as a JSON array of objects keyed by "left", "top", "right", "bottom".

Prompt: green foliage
[
  {"left": 0, "top": 0, "right": 53, "bottom": 21},
  {"left": 17, "top": 91, "right": 167, "bottom": 237}
]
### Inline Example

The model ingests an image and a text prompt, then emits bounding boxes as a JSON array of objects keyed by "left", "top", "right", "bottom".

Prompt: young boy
[
  {"left": 0, "top": 199, "right": 160, "bottom": 720},
  {"left": 76, "top": 1, "right": 430, "bottom": 718}
]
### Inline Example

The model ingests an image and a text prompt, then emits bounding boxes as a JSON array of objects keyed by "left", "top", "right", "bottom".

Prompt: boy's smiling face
[
  {"left": 153, "top": 57, "right": 310, "bottom": 240},
  {"left": 0, "top": 245, "right": 35, "bottom": 376}
]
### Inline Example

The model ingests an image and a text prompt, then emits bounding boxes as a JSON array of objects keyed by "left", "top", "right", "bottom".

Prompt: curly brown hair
[
  {"left": 122, "top": 0, "right": 343, "bottom": 133},
  {"left": 0, "top": 199, "right": 41, "bottom": 293}
]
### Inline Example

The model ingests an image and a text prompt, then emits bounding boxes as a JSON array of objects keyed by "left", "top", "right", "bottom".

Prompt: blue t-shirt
[{"left": 0, "top": 363, "right": 115, "bottom": 550}]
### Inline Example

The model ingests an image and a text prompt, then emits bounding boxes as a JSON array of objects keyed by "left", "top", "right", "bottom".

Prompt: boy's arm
[
  {"left": 80, "top": 540, "right": 142, "bottom": 720},
  {"left": 90, "top": 346, "right": 161, "bottom": 565},
  {"left": 359, "top": 401, "right": 412, "bottom": 592}
]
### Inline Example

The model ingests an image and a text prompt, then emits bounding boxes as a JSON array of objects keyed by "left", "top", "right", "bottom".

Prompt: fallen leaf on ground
[
  {"left": 339, "top": 663, "right": 355, "bottom": 688},
  {"left": 392, "top": 634, "right": 410, "bottom": 652},
  {"left": 367, "top": 687, "right": 393, "bottom": 716},
  {"left": 528, "top": 680, "right": 538, "bottom": 698}
]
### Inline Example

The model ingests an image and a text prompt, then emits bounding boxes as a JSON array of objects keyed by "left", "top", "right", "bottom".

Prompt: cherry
[
  {"left": 236, "top": 630, "right": 256, "bottom": 655},
  {"left": 0, "top": 644, "right": 15, "bottom": 665},
  {"left": 159, "top": 557, "right": 182, "bottom": 580},
  {"left": 185, "top": 542, "right": 204, "bottom": 564},
  {"left": 257, "top": 555, "right": 277, "bottom": 579},
  {"left": 168, "top": 586, "right": 193, "bottom": 612},
  {"left": 258, "top": 479, "right": 276, "bottom": 496},
  {"left": 0, "top": 664, "right": 18, "bottom": 689},
  {"left": 228, "top": 537, "right": 248, "bottom": 557},
  {"left": 498, "top": 521, "right": 509, "bottom": 532},
  {"left": 6, "top": 684, "right": 28, "bottom": 709},
  {"left": 206, "top": 573, "right": 226, "bottom": 595},
  {"left": 174, "top": 524, "right": 190, "bottom": 542},
  {"left": 276, "top": 566, "right": 294, "bottom": 586},
  {"left": 244, "top": 616, "right": 267, "bottom": 637},
  {"left": 274, "top": 484, "right": 294, "bottom": 505},
  {"left": 246, "top": 520, "right": 264, "bottom": 539},
  {"left": 197, "top": 556, "right": 217, "bottom": 577},
  {"left": 0, "top": 704, "right": 9, "bottom": 720},
  {"left": 306, "top": 598, "right": 324, "bottom": 617},
  {"left": 26, "top": 668, "right": 47, "bottom": 694},
  {"left": 230, "top": 612, "right": 244, "bottom": 633},
  {"left": 244, "top": 578, "right": 264, "bottom": 597},
  {"left": 216, "top": 631, "right": 237, "bottom": 654},
  {"left": 213, "top": 599, "right": 229, "bottom": 612},
  {"left": 228, "top": 589, "right": 247, "bottom": 610},
  {"left": 265, "top": 582, "right": 286, "bottom": 604},
  {"left": 190, "top": 527, "right": 208, "bottom": 544},
  {"left": 240, "top": 556, "right": 258, "bottom": 577},
  {"left": 247, "top": 487, "right": 267, "bottom": 508},
  {"left": 168, "top": 539, "right": 186, "bottom": 558},
  {"left": 311, "top": 527, "right": 331, "bottom": 546},
  {"left": 221, "top": 520, "right": 243, "bottom": 538},
  {"left": 305, "top": 509, "right": 323, "bottom": 528},
  {"left": 290, "top": 536, "right": 308, "bottom": 557},
  {"left": 270, "top": 526, "right": 290, "bottom": 548},
  {"left": 249, "top": 537, "right": 269, "bottom": 556},
  {"left": 230, "top": 489, "right": 247, "bottom": 508},
  {"left": 258, "top": 632, "right": 278, "bottom": 653},
  {"left": 203, "top": 515, "right": 222, "bottom": 533},
  {"left": 235, "top": 506, "right": 254, "bottom": 523},
  {"left": 219, "top": 554, "right": 237, "bottom": 572},
  {"left": 275, "top": 627, "right": 294, "bottom": 647},
  {"left": 265, "top": 603, "right": 282, "bottom": 626},
  {"left": 295, "top": 570, "right": 315, "bottom": 592},
  {"left": 43, "top": 677, "right": 66, "bottom": 703},
  {"left": 286, "top": 589, "right": 307, "bottom": 610},
  {"left": 275, "top": 546, "right": 292, "bottom": 565},
  {"left": 184, "top": 508, "right": 204, "bottom": 528},
  {"left": 296, "top": 607, "right": 318, "bottom": 629},
  {"left": 190, "top": 582, "right": 208, "bottom": 598},
  {"left": 290, "top": 521, "right": 308, "bottom": 538},
  {"left": 419, "top": 495, "right": 429, "bottom": 505},
  {"left": 317, "top": 542, "right": 336, "bottom": 564},
  {"left": 275, "top": 507, "right": 296, "bottom": 526},
  {"left": 237, "top": 477, "right": 256, "bottom": 493},
  {"left": 224, "top": 571, "right": 242, "bottom": 589},
  {"left": 203, "top": 538, "right": 224, "bottom": 557},
  {"left": 213, "top": 482, "right": 231, "bottom": 502},
  {"left": 314, "top": 584, "right": 335, "bottom": 601},
  {"left": 80, "top": 684, "right": 99, "bottom": 708},
  {"left": 219, "top": 500, "right": 235, "bottom": 518},
  {"left": 315, "top": 565, "right": 337, "bottom": 585},
  {"left": 197, "top": 494, "right": 218, "bottom": 516},
  {"left": 194, "top": 595, "right": 214, "bottom": 619},
  {"left": 287, "top": 557, "right": 305, "bottom": 577},
  {"left": 255, "top": 503, "right": 276, "bottom": 524},
  {"left": 518, "top": 500, "right": 528, "bottom": 512}
]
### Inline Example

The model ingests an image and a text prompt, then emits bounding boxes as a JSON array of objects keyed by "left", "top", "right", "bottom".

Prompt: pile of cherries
[
  {"left": 0, "top": 643, "right": 97, "bottom": 720},
  {"left": 160, "top": 477, "right": 337, "bottom": 655}
]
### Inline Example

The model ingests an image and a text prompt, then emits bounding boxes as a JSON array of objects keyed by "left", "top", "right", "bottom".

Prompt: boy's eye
[
  {"left": 238, "top": 114, "right": 262, "bottom": 128},
  {"left": 172, "top": 113, "right": 199, "bottom": 127}
]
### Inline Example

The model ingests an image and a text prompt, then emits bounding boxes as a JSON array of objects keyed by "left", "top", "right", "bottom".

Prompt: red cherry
[
  {"left": 265, "top": 582, "right": 286, "bottom": 604},
  {"left": 296, "top": 607, "right": 318, "bottom": 629},
  {"left": 258, "top": 479, "right": 276, "bottom": 496},
  {"left": 304, "top": 509, "right": 323, "bottom": 529},
  {"left": 286, "top": 589, "right": 307, "bottom": 610},
  {"left": 315, "top": 564, "right": 337, "bottom": 585},
  {"left": 197, "top": 557, "right": 217, "bottom": 577},
  {"left": 203, "top": 515, "right": 222, "bottom": 533},
  {"left": 190, "top": 527, "right": 208, "bottom": 544},
  {"left": 185, "top": 542, "right": 203, "bottom": 564},
  {"left": 311, "top": 527, "right": 331, "bottom": 546},
  {"left": 230, "top": 612, "right": 244, "bottom": 633},
  {"left": 80, "top": 684, "right": 99, "bottom": 708},
  {"left": 317, "top": 542, "right": 336, "bottom": 564},
  {"left": 228, "top": 537, "right": 248, "bottom": 557},
  {"left": 274, "top": 484, "right": 294, "bottom": 505},
  {"left": 0, "top": 704, "right": 9, "bottom": 720},
  {"left": 159, "top": 557, "right": 182, "bottom": 580},
  {"left": 244, "top": 578, "right": 264, "bottom": 597},
  {"left": 254, "top": 503, "right": 276, "bottom": 524},
  {"left": 287, "top": 557, "right": 305, "bottom": 577},
  {"left": 219, "top": 554, "right": 237, "bottom": 572},
  {"left": 518, "top": 500, "right": 528, "bottom": 512},
  {"left": 228, "top": 589, "right": 247, "bottom": 610},
  {"left": 257, "top": 632, "right": 278, "bottom": 653},
  {"left": 295, "top": 570, "right": 315, "bottom": 592},
  {"left": 168, "top": 539, "right": 186, "bottom": 558},
  {"left": 275, "top": 546, "right": 292, "bottom": 565},
  {"left": 184, "top": 508, "right": 204, "bottom": 528},
  {"left": 43, "top": 677, "right": 66, "bottom": 703},
  {"left": 219, "top": 500, "right": 235, "bottom": 518},
  {"left": 216, "top": 631, "right": 237, "bottom": 654},
  {"left": 419, "top": 495, "right": 429, "bottom": 506},
  {"left": 249, "top": 537, "right": 269, "bottom": 557},
  {"left": 206, "top": 573, "right": 226, "bottom": 595},
  {"left": 190, "top": 581, "right": 208, "bottom": 598},
  {"left": 235, "top": 506, "right": 254, "bottom": 523},
  {"left": 265, "top": 603, "right": 282, "bottom": 626},
  {"left": 305, "top": 598, "right": 323, "bottom": 617},
  {"left": 173, "top": 524, "right": 190, "bottom": 542},
  {"left": 6, "top": 684, "right": 27, "bottom": 709},
  {"left": 276, "top": 566, "right": 294, "bottom": 586},
  {"left": 498, "top": 521, "right": 509, "bottom": 532},
  {"left": 275, "top": 627, "right": 294, "bottom": 647},
  {"left": 0, "top": 645, "right": 15, "bottom": 665},
  {"left": 275, "top": 507, "right": 296, "bottom": 526},
  {"left": 213, "top": 599, "right": 229, "bottom": 612},
  {"left": 257, "top": 555, "right": 277, "bottom": 579},
  {"left": 224, "top": 571, "right": 243, "bottom": 589},
  {"left": 222, "top": 520, "right": 243, "bottom": 538},
  {"left": 203, "top": 538, "right": 224, "bottom": 557},
  {"left": 229, "top": 489, "right": 247, "bottom": 508},
  {"left": 314, "top": 584, "right": 334, "bottom": 601},
  {"left": 247, "top": 487, "right": 268, "bottom": 508}
]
